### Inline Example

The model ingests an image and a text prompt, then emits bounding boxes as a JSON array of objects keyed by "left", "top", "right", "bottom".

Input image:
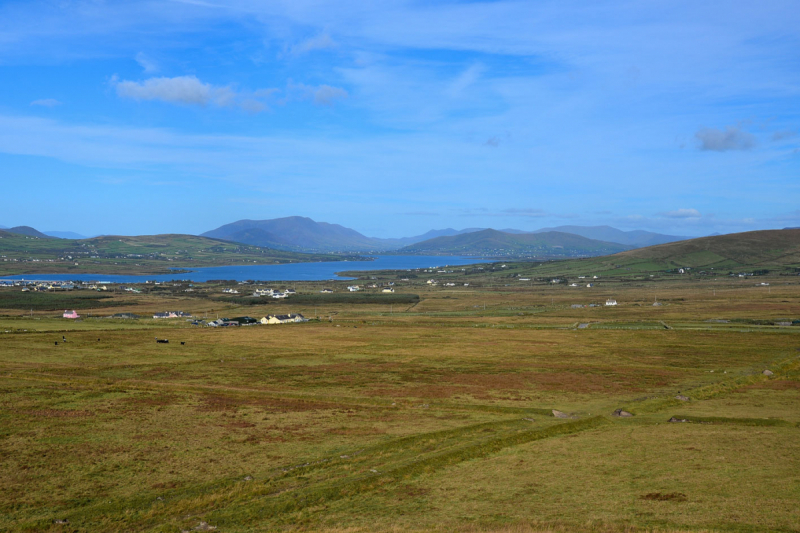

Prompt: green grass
[
  {"left": 0, "top": 291, "right": 130, "bottom": 310},
  {"left": 667, "top": 415, "right": 793, "bottom": 426}
]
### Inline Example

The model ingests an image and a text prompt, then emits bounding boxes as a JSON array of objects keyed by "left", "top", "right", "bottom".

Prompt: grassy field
[{"left": 1, "top": 270, "right": 799, "bottom": 532}]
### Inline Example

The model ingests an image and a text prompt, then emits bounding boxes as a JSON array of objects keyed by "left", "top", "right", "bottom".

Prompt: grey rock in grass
[
  {"left": 612, "top": 408, "right": 633, "bottom": 417},
  {"left": 54, "top": 519, "right": 69, "bottom": 524},
  {"left": 668, "top": 417, "right": 688, "bottom": 423},
  {"left": 243, "top": 475, "right": 253, "bottom": 481},
  {"left": 552, "top": 409, "right": 571, "bottom": 419},
  {"left": 194, "top": 522, "right": 217, "bottom": 531},
  {"left": 675, "top": 394, "right": 690, "bottom": 401},
  {"left": 763, "top": 369, "right": 774, "bottom": 376}
]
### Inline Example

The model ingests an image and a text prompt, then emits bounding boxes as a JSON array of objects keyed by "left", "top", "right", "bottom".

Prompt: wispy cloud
[
  {"left": 456, "top": 208, "right": 571, "bottom": 219},
  {"left": 695, "top": 125, "right": 756, "bottom": 151},
  {"left": 286, "top": 81, "right": 348, "bottom": 106},
  {"left": 288, "top": 33, "right": 337, "bottom": 56},
  {"left": 135, "top": 52, "right": 159, "bottom": 73},
  {"left": 660, "top": 208, "right": 702, "bottom": 219},
  {"left": 771, "top": 129, "right": 796, "bottom": 142},
  {"left": 30, "top": 98, "right": 61, "bottom": 107},
  {"left": 447, "top": 63, "right": 485, "bottom": 96},
  {"left": 399, "top": 210, "right": 439, "bottom": 216}
]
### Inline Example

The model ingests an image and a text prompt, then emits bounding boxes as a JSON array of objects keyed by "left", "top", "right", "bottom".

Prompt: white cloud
[
  {"left": 114, "top": 76, "right": 347, "bottom": 110},
  {"left": 662, "top": 208, "right": 701, "bottom": 219},
  {"left": 695, "top": 125, "right": 756, "bottom": 151},
  {"left": 135, "top": 52, "right": 158, "bottom": 73},
  {"left": 113, "top": 75, "right": 280, "bottom": 112},
  {"left": 30, "top": 98, "right": 61, "bottom": 107},
  {"left": 115, "top": 75, "right": 214, "bottom": 105}
]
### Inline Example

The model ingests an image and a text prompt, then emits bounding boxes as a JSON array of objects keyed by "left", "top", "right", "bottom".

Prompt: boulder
[
  {"left": 612, "top": 408, "right": 633, "bottom": 417},
  {"left": 675, "top": 394, "right": 690, "bottom": 401},
  {"left": 552, "top": 410, "right": 570, "bottom": 419},
  {"left": 668, "top": 417, "right": 687, "bottom": 423},
  {"left": 763, "top": 369, "right": 774, "bottom": 376}
]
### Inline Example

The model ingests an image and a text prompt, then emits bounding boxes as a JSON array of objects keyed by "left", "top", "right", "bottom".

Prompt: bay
[{"left": 0, "top": 255, "right": 491, "bottom": 283}]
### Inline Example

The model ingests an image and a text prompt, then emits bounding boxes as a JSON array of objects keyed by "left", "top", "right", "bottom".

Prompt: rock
[
  {"left": 194, "top": 522, "right": 217, "bottom": 531},
  {"left": 668, "top": 417, "right": 687, "bottom": 423},
  {"left": 763, "top": 369, "right": 774, "bottom": 376},
  {"left": 54, "top": 519, "right": 69, "bottom": 525},
  {"left": 675, "top": 394, "right": 690, "bottom": 401},
  {"left": 522, "top": 417, "right": 535, "bottom": 422},
  {"left": 612, "top": 408, "right": 633, "bottom": 417},
  {"left": 243, "top": 475, "right": 253, "bottom": 481},
  {"left": 552, "top": 410, "right": 570, "bottom": 419}
]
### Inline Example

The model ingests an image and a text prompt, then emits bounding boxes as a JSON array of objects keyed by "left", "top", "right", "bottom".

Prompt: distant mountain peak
[{"left": 6, "top": 226, "right": 54, "bottom": 239}]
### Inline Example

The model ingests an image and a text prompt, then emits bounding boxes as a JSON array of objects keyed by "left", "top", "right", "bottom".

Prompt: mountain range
[
  {"left": 2, "top": 217, "right": 694, "bottom": 256},
  {"left": 396, "top": 229, "right": 632, "bottom": 258},
  {"left": 200, "top": 217, "right": 691, "bottom": 254}
]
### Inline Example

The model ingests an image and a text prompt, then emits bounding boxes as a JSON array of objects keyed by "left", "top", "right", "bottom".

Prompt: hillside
[
  {"left": 0, "top": 233, "right": 352, "bottom": 276},
  {"left": 4, "top": 226, "right": 54, "bottom": 239},
  {"left": 609, "top": 228, "right": 800, "bottom": 271},
  {"left": 461, "top": 229, "right": 800, "bottom": 281},
  {"left": 397, "top": 229, "right": 632, "bottom": 258}
]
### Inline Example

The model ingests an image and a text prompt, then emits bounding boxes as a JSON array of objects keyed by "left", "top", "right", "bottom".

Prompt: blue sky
[{"left": 0, "top": 0, "right": 798, "bottom": 238}]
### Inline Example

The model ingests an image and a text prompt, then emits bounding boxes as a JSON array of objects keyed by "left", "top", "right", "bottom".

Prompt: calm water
[{"left": 0, "top": 256, "right": 491, "bottom": 283}]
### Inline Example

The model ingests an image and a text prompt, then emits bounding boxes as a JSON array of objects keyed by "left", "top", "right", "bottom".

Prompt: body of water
[{"left": 0, "top": 256, "right": 491, "bottom": 283}]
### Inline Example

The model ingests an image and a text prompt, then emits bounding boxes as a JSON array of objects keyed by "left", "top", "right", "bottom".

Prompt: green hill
[
  {"left": 474, "top": 229, "right": 800, "bottom": 280},
  {"left": 397, "top": 229, "right": 632, "bottom": 258},
  {"left": 0, "top": 232, "right": 352, "bottom": 276}
]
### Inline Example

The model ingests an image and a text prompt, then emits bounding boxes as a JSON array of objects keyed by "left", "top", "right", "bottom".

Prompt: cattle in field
[{"left": 155, "top": 338, "right": 169, "bottom": 344}]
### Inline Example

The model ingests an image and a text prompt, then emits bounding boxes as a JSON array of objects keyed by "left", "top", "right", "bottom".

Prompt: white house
[
  {"left": 320, "top": 288, "right": 333, "bottom": 293},
  {"left": 271, "top": 292, "right": 287, "bottom": 299},
  {"left": 605, "top": 299, "right": 617, "bottom": 306},
  {"left": 253, "top": 288, "right": 273, "bottom": 297},
  {"left": 63, "top": 310, "right": 79, "bottom": 319},
  {"left": 260, "top": 313, "right": 307, "bottom": 325},
  {"left": 347, "top": 285, "right": 360, "bottom": 292},
  {"left": 382, "top": 287, "right": 395, "bottom": 293}
]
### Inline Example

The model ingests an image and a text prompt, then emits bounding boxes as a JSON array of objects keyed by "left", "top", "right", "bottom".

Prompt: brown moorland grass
[{"left": 0, "top": 275, "right": 799, "bottom": 531}]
